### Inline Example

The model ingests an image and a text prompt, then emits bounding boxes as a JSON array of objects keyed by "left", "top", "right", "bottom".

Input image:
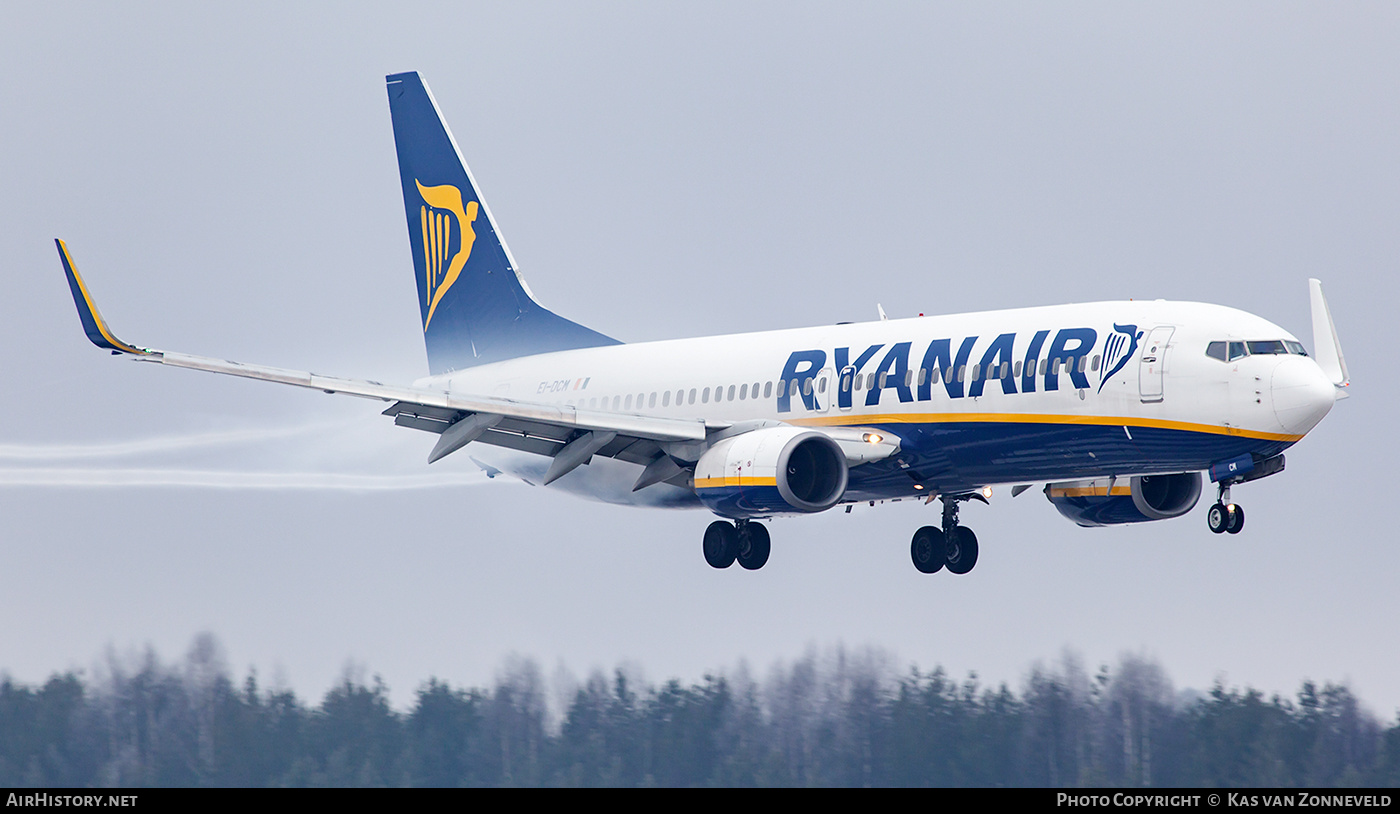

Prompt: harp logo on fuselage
[{"left": 416, "top": 180, "right": 479, "bottom": 329}]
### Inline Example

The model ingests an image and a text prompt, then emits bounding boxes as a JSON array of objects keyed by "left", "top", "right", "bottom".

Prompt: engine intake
[
  {"left": 1045, "top": 472, "right": 1202, "bottom": 527},
  {"left": 694, "top": 427, "right": 849, "bottom": 518}
]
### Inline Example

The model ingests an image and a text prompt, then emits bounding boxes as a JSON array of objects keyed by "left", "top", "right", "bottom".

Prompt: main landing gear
[
  {"left": 1207, "top": 481, "right": 1245, "bottom": 535},
  {"left": 703, "top": 519, "right": 771, "bottom": 570},
  {"left": 910, "top": 494, "right": 981, "bottom": 575}
]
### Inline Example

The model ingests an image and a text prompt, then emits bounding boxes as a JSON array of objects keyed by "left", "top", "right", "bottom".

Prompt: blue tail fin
[{"left": 386, "top": 72, "right": 620, "bottom": 374}]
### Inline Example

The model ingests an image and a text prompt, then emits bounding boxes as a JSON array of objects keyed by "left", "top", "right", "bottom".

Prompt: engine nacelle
[
  {"left": 1045, "top": 472, "right": 1202, "bottom": 528},
  {"left": 693, "top": 427, "right": 849, "bottom": 518}
]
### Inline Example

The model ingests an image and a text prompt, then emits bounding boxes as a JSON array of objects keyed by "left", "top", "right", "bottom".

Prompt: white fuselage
[{"left": 419, "top": 299, "right": 1336, "bottom": 510}]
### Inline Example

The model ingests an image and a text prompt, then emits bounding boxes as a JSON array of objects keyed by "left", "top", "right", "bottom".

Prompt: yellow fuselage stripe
[{"left": 788, "top": 412, "right": 1301, "bottom": 443}]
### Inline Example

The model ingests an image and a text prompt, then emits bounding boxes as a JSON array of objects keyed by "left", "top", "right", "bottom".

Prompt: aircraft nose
[{"left": 1272, "top": 356, "right": 1336, "bottom": 436}]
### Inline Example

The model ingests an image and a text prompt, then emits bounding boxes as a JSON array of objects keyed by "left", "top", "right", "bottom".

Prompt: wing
[{"left": 55, "top": 240, "right": 709, "bottom": 485}]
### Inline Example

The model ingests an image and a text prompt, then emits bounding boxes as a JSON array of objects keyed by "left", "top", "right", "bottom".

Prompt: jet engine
[
  {"left": 693, "top": 427, "right": 848, "bottom": 518},
  {"left": 1045, "top": 472, "right": 1202, "bottom": 527}
]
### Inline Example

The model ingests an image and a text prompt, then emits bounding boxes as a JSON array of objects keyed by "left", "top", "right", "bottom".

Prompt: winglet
[
  {"left": 1307, "top": 278, "right": 1349, "bottom": 389},
  {"left": 55, "top": 240, "right": 153, "bottom": 356}
]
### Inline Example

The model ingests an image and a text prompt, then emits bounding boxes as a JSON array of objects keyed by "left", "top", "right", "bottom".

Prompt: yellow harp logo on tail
[{"left": 416, "top": 180, "right": 480, "bottom": 329}]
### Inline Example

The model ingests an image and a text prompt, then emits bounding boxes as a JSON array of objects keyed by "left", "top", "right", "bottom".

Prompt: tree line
[{"left": 1, "top": 635, "right": 1395, "bottom": 787}]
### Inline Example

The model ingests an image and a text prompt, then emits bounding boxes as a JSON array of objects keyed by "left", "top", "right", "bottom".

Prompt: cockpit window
[
  {"left": 1247, "top": 340, "right": 1289, "bottom": 355},
  {"left": 1207, "top": 341, "right": 1249, "bottom": 362},
  {"left": 1209, "top": 339, "right": 1308, "bottom": 362}
]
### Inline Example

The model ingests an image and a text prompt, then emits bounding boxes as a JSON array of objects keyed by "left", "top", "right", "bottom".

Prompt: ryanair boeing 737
[{"left": 55, "top": 72, "right": 1351, "bottom": 574}]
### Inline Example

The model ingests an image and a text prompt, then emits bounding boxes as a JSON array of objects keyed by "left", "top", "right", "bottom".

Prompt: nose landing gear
[
  {"left": 1207, "top": 482, "right": 1245, "bottom": 535},
  {"left": 1205, "top": 453, "right": 1285, "bottom": 535}
]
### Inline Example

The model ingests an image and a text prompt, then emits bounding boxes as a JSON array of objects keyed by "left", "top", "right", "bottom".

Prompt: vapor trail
[
  {"left": 0, "top": 467, "right": 492, "bottom": 491},
  {"left": 0, "top": 422, "right": 361, "bottom": 461}
]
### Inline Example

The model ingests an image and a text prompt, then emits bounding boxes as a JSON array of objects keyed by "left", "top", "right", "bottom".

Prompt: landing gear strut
[
  {"left": 910, "top": 494, "right": 980, "bottom": 574},
  {"left": 702, "top": 519, "right": 771, "bottom": 570},
  {"left": 1207, "top": 481, "right": 1245, "bottom": 535}
]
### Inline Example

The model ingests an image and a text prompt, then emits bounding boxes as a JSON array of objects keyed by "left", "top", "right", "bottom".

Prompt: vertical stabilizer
[{"left": 386, "top": 72, "right": 620, "bottom": 374}]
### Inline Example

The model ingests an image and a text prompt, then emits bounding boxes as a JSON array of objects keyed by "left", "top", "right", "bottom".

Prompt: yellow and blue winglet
[{"left": 55, "top": 239, "right": 153, "bottom": 356}]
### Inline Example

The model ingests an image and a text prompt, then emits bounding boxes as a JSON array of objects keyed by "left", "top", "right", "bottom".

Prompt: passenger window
[
  {"left": 689, "top": 388, "right": 697, "bottom": 405},
  {"left": 624, "top": 394, "right": 632, "bottom": 410},
  {"left": 662, "top": 390, "right": 671, "bottom": 407},
  {"left": 1039, "top": 358, "right": 1048, "bottom": 375},
  {"left": 1013, "top": 360, "right": 1022, "bottom": 378},
  {"left": 613, "top": 396, "right": 621, "bottom": 410},
  {"left": 764, "top": 381, "right": 772, "bottom": 399},
  {"left": 739, "top": 383, "right": 748, "bottom": 400},
  {"left": 1078, "top": 356, "right": 1087, "bottom": 373},
  {"left": 648, "top": 392, "right": 657, "bottom": 408},
  {"left": 727, "top": 385, "right": 736, "bottom": 401},
  {"left": 702, "top": 387, "right": 710, "bottom": 403},
  {"left": 957, "top": 365, "right": 966, "bottom": 383},
  {"left": 803, "top": 378, "right": 813, "bottom": 396},
  {"left": 1090, "top": 355, "right": 1100, "bottom": 372}
]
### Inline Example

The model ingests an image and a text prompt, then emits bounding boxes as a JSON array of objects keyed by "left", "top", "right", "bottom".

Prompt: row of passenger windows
[
  {"left": 558, "top": 353, "right": 1103, "bottom": 411},
  {"left": 566, "top": 382, "right": 777, "bottom": 411},
  {"left": 1205, "top": 340, "right": 1308, "bottom": 362}
]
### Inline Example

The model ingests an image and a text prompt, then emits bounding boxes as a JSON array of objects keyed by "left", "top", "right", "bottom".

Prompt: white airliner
[{"left": 56, "top": 72, "right": 1351, "bottom": 574}]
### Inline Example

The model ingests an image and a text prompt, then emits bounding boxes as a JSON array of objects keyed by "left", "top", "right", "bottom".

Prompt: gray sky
[{"left": 3, "top": 2, "right": 1397, "bottom": 715}]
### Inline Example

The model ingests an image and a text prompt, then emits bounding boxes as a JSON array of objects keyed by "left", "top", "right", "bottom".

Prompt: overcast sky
[{"left": 2, "top": 2, "right": 1397, "bottom": 716}]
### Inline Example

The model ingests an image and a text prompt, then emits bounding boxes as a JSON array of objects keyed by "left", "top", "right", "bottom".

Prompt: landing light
[
  {"left": 863, "top": 432, "right": 883, "bottom": 444},
  {"left": 982, "top": 486, "right": 993, "bottom": 499}
]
